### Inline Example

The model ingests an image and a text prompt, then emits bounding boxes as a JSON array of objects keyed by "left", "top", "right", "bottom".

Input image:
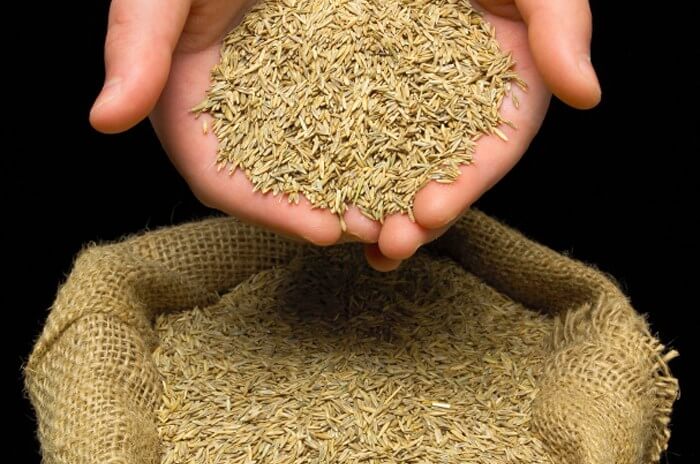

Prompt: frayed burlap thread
[{"left": 25, "top": 210, "right": 677, "bottom": 463}]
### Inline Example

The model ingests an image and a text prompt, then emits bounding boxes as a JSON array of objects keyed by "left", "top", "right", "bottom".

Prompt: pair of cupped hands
[{"left": 91, "top": 0, "right": 600, "bottom": 271}]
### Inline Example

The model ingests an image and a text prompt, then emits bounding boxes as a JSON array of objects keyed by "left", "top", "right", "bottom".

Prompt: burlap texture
[{"left": 25, "top": 210, "right": 677, "bottom": 463}]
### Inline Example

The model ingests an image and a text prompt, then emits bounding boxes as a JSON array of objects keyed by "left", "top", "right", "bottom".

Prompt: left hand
[{"left": 365, "top": 0, "right": 601, "bottom": 270}]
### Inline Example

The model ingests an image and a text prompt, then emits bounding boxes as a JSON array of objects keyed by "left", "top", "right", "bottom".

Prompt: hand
[
  {"left": 369, "top": 0, "right": 601, "bottom": 270},
  {"left": 90, "top": 0, "right": 600, "bottom": 271}
]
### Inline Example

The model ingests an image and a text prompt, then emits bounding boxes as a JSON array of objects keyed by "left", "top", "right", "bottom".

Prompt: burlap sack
[{"left": 25, "top": 210, "right": 678, "bottom": 464}]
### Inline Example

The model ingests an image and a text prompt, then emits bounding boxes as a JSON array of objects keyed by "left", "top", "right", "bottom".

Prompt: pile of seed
[
  {"left": 194, "top": 0, "right": 523, "bottom": 223},
  {"left": 154, "top": 247, "right": 552, "bottom": 463}
]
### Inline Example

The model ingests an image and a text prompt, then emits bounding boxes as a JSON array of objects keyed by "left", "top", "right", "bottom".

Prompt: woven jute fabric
[{"left": 25, "top": 210, "right": 677, "bottom": 463}]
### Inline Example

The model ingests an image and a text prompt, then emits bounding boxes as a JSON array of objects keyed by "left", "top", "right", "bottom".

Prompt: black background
[{"left": 9, "top": 1, "right": 697, "bottom": 462}]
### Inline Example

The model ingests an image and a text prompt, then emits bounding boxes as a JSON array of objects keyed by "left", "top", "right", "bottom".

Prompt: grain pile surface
[
  {"left": 155, "top": 247, "right": 552, "bottom": 463},
  {"left": 195, "top": 0, "right": 522, "bottom": 222}
]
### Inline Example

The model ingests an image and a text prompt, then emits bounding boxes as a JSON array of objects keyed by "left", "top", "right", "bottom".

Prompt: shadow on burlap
[{"left": 25, "top": 210, "right": 678, "bottom": 463}]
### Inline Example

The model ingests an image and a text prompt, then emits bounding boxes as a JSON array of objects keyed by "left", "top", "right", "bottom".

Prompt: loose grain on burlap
[{"left": 25, "top": 210, "right": 677, "bottom": 464}]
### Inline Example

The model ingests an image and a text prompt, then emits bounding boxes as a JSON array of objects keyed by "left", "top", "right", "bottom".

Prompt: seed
[
  {"left": 194, "top": 0, "right": 523, "bottom": 222},
  {"left": 154, "top": 247, "right": 552, "bottom": 464},
  {"left": 493, "top": 127, "right": 509, "bottom": 142},
  {"left": 431, "top": 401, "right": 451, "bottom": 409}
]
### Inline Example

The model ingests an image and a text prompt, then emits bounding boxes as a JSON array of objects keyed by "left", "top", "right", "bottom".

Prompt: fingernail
[
  {"left": 92, "top": 77, "right": 122, "bottom": 110},
  {"left": 578, "top": 55, "right": 601, "bottom": 99}
]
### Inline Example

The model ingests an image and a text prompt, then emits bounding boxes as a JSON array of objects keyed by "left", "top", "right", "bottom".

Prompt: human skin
[{"left": 90, "top": 0, "right": 600, "bottom": 271}]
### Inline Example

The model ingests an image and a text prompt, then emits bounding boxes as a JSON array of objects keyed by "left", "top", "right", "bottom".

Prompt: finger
[
  {"left": 514, "top": 0, "right": 601, "bottom": 109},
  {"left": 90, "top": 0, "right": 191, "bottom": 133},
  {"left": 342, "top": 206, "right": 382, "bottom": 243},
  {"left": 377, "top": 214, "right": 448, "bottom": 261},
  {"left": 188, "top": 147, "right": 344, "bottom": 246},
  {"left": 211, "top": 171, "right": 344, "bottom": 246},
  {"left": 364, "top": 244, "right": 402, "bottom": 272}
]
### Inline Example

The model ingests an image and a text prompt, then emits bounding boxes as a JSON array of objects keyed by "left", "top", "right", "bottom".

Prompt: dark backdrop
[{"left": 9, "top": 1, "right": 696, "bottom": 462}]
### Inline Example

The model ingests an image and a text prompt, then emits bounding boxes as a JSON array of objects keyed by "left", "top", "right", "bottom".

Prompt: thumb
[
  {"left": 90, "top": 0, "right": 191, "bottom": 133},
  {"left": 515, "top": 0, "right": 601, "bottom": 109}
]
